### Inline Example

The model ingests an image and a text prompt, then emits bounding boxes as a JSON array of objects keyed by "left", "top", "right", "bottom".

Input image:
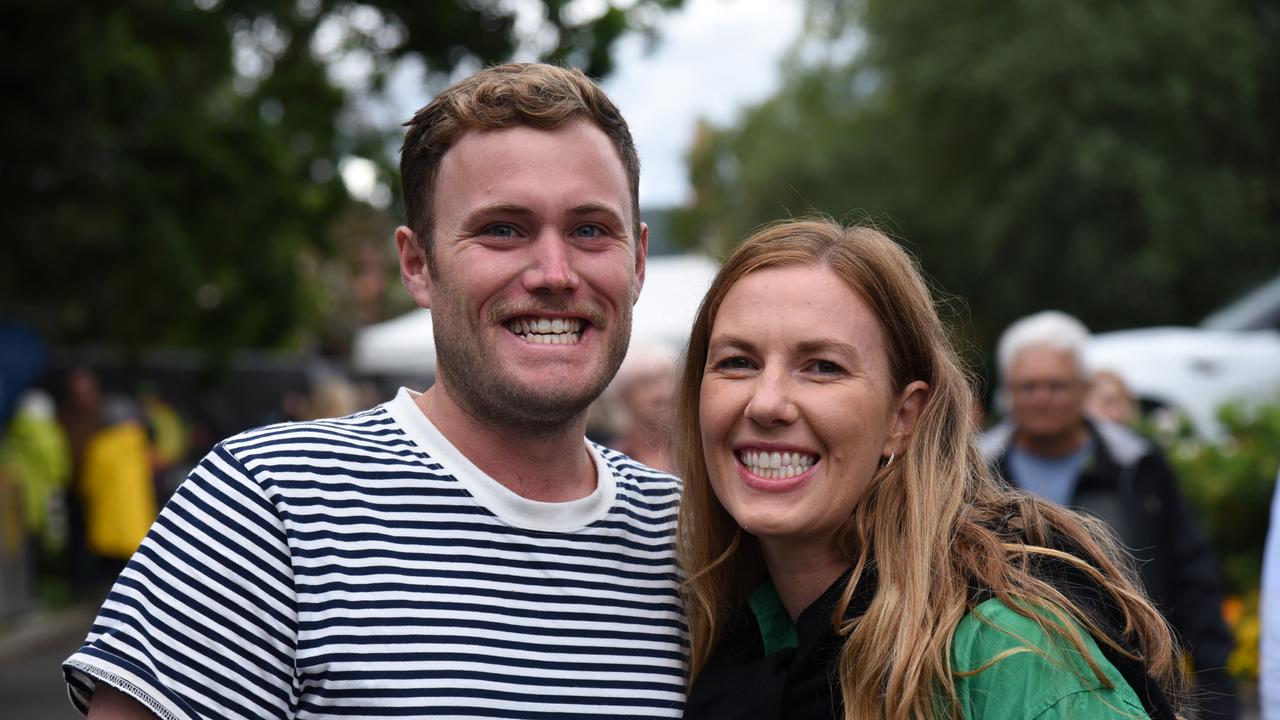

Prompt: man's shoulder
[
  {"left": 227, "top": 404, "right": 397, "bottom": 443},
  {"left": 593, "top": 444, "right": 682, "bottom": 520},
  {"left": 593, "top": 442, "right": 681, "bottom": 488},
  {"left": 979, "top": 422, "right": 1016, "bottom": 463},
  {"left": 215, "top": 403, "right": 414, "bottom": 470},
  {"left": 1089, "top": 419, "right": 1155, "bottom": 468}
]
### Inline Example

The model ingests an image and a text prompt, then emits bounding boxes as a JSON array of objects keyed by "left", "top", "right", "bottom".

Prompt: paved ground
[
  {"left": 0, "top": 600, "right": 1263, "bottom": 718},
  {"left": 0, "top": 602, "right": 98, "bottom": 718}
]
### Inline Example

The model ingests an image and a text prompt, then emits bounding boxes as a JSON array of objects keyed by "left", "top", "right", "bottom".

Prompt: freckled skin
[{"left": 699, "top": 265, "right": 925, "bottom": 570}]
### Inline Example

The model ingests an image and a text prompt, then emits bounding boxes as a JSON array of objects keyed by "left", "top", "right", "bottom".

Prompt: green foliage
[
  {"left": 1156, "top": 398, "right": 1279, "bottom": 681},
  {"left": 677, "top": 0, "right": 1280, "bottom": 354},
  {"left": 1, "top": 0, "right": 682, "bottom": 354},
  {"left": 1159, "top": 399, "right": 1280, "bottom": 594}
]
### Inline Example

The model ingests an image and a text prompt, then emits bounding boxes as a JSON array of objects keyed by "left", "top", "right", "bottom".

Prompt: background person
[
  {"left": 63, "top": 63, "right": 685, "bottom": 719},
  {"left": 604, "top": 343, "right": 678, "bottom": 473},
  {"left": 0, "top": 389, "right": 72, "bottom": 594},
  {"left": 676, "top": 219, "right": 1186, "bottom": 719},
  {"left": 981, "top": 310, "right": 1236, "bottom": 719},
  {"left": 1086, "top": 369, "right": 1138, "bottom": 426},
  {"left": 78, "top": 395, "right": 156, "bottom": 583}
]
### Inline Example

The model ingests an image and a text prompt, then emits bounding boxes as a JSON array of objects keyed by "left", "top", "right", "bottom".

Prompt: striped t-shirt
[{"left": 63, "top": 387, "right": 687, "bottom": 719}]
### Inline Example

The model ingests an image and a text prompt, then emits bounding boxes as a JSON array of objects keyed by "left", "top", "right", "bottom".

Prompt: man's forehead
[
  {"left": 434, "top": 121, "right": 633, "bottom": 215},
  {"left": 446, "top": 120, "right": 623, "bottom": 165},
  {"left": 1010, "top": 344, "right": 1083, "bottom": 377}
]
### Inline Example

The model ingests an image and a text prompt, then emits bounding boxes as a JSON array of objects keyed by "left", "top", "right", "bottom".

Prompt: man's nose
[
  {"left": 744, "top": 367, "right": 798, "bottom": 427},
  {"left": 523, "top": 232, "right": 580, "bottom": 293}
]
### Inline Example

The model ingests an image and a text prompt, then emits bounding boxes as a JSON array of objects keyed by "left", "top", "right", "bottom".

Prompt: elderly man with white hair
[{"left": 981, "top": 310, "right": 1238, "bottom": 719}]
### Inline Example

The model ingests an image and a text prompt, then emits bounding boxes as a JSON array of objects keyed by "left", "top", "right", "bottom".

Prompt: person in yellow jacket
[{"left": 80, "top": 397, "right": 156, "bottom": 562}]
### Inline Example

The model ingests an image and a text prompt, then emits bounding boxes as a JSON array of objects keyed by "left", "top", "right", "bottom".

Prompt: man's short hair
[
  {"left": 400, "top": 63, "right": 641, "bottom": 270},
  {"left": 996, "top": 310, "right": 1091, "bottom": 381}
]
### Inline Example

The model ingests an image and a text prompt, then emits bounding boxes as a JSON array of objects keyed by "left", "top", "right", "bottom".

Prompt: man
[
  {"left": 64, "top": 64, "right": 686, "bottom": 719},
  {"left": 981, "top": 310, "right": 1237, "bottom": 719}
]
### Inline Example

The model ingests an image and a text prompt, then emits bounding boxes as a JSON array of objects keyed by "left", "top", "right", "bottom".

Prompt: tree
[
  {"left": 1, "top": 0, "right": 682, "bottom": 354},
  {"left": 676, "top": 0, "right": 1280, "bottom": 354}
]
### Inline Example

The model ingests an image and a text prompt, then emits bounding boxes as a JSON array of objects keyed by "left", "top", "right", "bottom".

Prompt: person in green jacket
[
  {"left": 0, "top": 389, "right": 71, "bottom": 556},
  {"left": 675, "top": 219, "right": 1187, "bottom": 719}
]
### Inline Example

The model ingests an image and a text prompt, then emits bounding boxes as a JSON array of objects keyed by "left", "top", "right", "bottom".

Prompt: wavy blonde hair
[{"left": 675, "top": 218, "right": 1186, "bottom": 718}]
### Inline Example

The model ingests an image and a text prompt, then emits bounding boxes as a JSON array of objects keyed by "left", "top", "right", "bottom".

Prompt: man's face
[
  {"left": 1006, "top": 344, "right": 1088, "bottom": 443},
  {"left": 400, "top": 120, "right": 647, "bottom": 434}
]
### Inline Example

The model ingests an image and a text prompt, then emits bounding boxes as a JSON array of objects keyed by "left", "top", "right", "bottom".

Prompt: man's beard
[{"left": 432, "top": 298, "right": 633, "bottom": 436}]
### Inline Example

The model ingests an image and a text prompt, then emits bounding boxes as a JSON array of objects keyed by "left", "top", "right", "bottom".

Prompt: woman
[
  {"left": 1085, "top": 369, "right": 1138, "bottom": 426},
  {"left": 676, "top": 219, "right": 1186, "bottom": 719}
]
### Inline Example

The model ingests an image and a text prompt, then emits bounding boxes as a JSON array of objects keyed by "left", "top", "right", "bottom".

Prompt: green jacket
[
  {"left": 687, "top": 578, "right": 1152, "bottom": 719},
  {"left": 953, "top": 598, "right": 1147, "bottom": 719}
]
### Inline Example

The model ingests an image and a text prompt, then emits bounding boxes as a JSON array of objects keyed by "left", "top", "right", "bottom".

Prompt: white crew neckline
[{"left": 386, "top": 387, "right": 616, "bottom": 532}]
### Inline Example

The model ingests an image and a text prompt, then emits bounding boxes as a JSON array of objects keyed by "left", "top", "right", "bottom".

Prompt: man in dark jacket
[{"left": 981, "top": 310, "right": 1237, "bottom": 719}]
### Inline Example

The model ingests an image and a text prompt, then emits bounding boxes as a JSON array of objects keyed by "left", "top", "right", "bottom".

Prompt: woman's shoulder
[{"left": 950, "top": 597, "right": 1149, "bottom": 719}]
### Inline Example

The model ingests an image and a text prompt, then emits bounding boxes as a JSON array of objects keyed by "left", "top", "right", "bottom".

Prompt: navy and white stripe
[{"left": 64, "top": 388, "right": 686, "bottom": 719}]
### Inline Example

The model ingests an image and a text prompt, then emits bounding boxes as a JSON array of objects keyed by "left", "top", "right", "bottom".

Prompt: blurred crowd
[
  {"left": 0, "top": 316, "right": 1257, "bottom": 715},
  {"left": 0, "top": 365, "right": 381, "bottom": 617}
]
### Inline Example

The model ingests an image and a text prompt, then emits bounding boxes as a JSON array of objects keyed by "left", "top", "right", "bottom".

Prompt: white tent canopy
[{"left": 351, "top": 254, "right": 720, "bottom": 376}]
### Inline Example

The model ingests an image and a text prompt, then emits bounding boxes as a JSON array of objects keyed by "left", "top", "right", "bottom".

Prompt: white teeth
[
  {"left": 738, "top": 450, "right": 817, "bottom": 479},
  {"left": 506, "top": 317, "right": 584, "bottom": 344},
  {"left": 521, "top": 332, "right": 581, "bottom": 345}
]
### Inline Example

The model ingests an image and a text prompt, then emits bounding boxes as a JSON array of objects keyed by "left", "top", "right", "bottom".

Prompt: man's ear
[
  {"left": 396, "top": 225, "right": 432, "bottom": 309},
  {"left": 633, "top": 221, "right": 649, "bottom": 301},
  {"left": 886, "top": 380, "right": 930, "bottom": 456}
]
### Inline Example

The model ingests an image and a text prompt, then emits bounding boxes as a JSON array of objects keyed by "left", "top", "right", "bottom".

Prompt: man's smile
[{"left": 504, "top": 316, "right": 586, "bottom": 344}]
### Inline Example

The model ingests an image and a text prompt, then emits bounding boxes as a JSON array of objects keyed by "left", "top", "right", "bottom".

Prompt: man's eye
[
  {"left": 573, "top": 224, "right": 604, "bottom": 238},
  {"left": 484, "top": 224, "right": 517, "bottom": 238}
]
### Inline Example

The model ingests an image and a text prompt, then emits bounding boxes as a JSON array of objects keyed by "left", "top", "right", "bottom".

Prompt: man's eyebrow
[
  {"left": 568, "top": 203, "right": 626, "bottom": 222},
  {"left": 462, "top": 203, "right": 627, "bottom": 225},
  {"left": 465, "top": 203, "right": 534, "bottom": 220}
]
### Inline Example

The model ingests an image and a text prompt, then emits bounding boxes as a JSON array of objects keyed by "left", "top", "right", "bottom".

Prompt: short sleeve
[
  {"left": 951, "top": 599, "right": 1148, "bottom": 720},
  {"left": 63, "top": 443, "right": 299, "bottom": 719}
]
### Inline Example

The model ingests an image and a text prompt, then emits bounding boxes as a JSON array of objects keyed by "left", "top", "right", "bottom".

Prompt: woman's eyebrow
[
  {"left": 706, "top": 334, "right": 755, "bottom": 354},
  {"left": 795, "top": 338, "right": 862, "bottom": 362}
]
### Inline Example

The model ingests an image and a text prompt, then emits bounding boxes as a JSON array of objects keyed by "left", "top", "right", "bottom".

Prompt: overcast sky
[
  {"left": 349, "top": 0, "right": 803, "bottom": 210},
  {"left": 604, "top": 0, "right": 803, "bottom": 207}
]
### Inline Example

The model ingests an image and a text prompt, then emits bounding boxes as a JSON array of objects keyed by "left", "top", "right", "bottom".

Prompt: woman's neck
[{"left": 758, "top": 539, "right": 850, "bottom": 620}]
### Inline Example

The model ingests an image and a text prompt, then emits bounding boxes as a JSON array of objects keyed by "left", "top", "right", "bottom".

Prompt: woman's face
[{"left": 699, "top": 264, "right": 924, "bottom": 558}]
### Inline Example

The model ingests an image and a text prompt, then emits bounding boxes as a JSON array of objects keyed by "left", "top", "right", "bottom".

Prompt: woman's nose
[{"left": 744, "top": 368, "right": 798, "bottom": 426}]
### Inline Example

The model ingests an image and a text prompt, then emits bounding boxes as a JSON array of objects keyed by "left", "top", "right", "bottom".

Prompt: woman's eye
[
  {"left": 811, "top": 360, "right": 845, "bottom": 375},
  {"left": 714, "top": 356, "right": 755, "bottom": 371}
]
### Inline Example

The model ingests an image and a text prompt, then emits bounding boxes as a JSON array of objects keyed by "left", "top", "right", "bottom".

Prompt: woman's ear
[{"left": 885, "top": 380, "right": 929, "bottom": 455}]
